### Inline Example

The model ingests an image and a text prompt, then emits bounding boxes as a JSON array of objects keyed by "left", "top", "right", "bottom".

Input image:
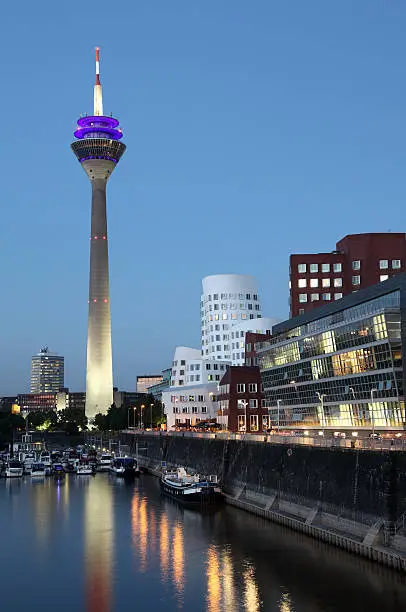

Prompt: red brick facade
[
  {"left": 290, "top": 233, "right": 406, "bottom": 317},
  {"left": 218, "top": 366, "right": 268, "bottom": 433}
]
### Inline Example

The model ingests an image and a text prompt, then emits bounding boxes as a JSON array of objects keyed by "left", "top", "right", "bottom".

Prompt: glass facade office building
[{"left": 258, "top": 276, "right": 406, "bottom": 430}]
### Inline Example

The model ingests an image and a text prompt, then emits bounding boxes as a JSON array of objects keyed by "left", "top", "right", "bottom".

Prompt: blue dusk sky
[{"left": 1, "top": 1, "right": 405, "bottom": 394}]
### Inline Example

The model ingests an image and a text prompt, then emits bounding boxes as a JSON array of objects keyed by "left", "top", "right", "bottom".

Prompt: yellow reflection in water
[
  {"left": 85, "top": 479, "right": 113, "bottom": 612},
  {"left": 222, "top": 549, "right": 236, "bottom": 611},
  {"left": 131, "top": 492, "right": 139, "bottom": 549},
  {"left": 243, "top": 564, "right": 260, "bottom": 612},
  {"left": 138, "top": 498, "right": 148, "bottom": 572},
  {"left": 279, "top": 592, "right": 294, "bottom": 611},
  {"left": 160, "top": 514, "right": 170, "bottom": 581},
  {"left": 172, "top": 523, "right": 184, "bottom": 595},
  {"left": 207, "top": 546, "right": 221, "bottom": 612}
]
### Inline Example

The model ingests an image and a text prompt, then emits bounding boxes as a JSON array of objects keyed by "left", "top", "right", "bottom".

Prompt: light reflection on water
[{"left": 0, "top": 474, "right": 405, "bottom": 612}]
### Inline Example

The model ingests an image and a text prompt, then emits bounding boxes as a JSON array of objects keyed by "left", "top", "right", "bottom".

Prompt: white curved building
[
  {"left": 201, "top": 274, "right": 263, "bottom": 362},
  {"left": 229, "top": 317, "right": 280, "bottom": 365}
]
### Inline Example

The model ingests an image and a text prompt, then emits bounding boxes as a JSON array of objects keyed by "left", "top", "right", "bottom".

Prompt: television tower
[{"left": 71, "top": 49, "right": 126, "bottom": 420}]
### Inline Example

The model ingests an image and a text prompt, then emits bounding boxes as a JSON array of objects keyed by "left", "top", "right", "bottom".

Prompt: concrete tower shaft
[{"left": 71, "top": 49, "right": 126, "bottom": 420}]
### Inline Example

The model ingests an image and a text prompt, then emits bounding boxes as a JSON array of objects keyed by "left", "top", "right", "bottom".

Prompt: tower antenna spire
[{"left": 94, "top": 47, "right": 103, "bottom": 116}]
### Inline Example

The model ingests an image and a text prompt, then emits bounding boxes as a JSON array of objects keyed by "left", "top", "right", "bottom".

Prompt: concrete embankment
[{"left": 121, "top": 432, "right": 406, "bottom": 572}]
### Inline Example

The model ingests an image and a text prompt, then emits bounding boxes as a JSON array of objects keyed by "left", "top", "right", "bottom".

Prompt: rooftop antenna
[{"left": 94, "top": 47, "right": 103, "bottom": 116}]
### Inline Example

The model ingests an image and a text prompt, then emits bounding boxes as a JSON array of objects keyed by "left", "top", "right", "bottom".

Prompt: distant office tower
[
  {"left": 136, "top": 375, "right": 163, "bottom": 394},
  {"left": 290, "top": 233, "right": 406, "bottom": 317},
  {"left": 71, "top": 49, "right": 126, "bottom": 419},
  {"left": 201, "top": 274, "right": 263, "bottom": 362},
  {"left": 30, "top": 347, "right": 64, "bottom": 393}
]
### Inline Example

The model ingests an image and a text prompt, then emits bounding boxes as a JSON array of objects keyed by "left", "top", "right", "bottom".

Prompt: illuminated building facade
[
  {"left": 71, "top": 49, "right": 126, "bottom": 420},
  {"left": 218, "top": 366, "right": 267, "bottom": 432},
  {"left": 30, "top": 347, "right": 64, "bottom": 393},
  {"left": 258, "top": 274, "right": 406, "bottom": 431},
  {"left": 136, "top": 375, "right": 163, "bottom": 394}
]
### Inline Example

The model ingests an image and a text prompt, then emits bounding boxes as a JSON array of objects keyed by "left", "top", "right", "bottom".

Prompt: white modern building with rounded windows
[{"left": 201, "top": 274, "right": 264, "bottom": 362}]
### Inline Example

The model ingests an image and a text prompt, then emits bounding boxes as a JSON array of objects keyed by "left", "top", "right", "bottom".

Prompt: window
[
  {"left": 298, "top": 263, "right": 306, "bottom": 273},
  {"left": 311, "top": 293, "right": 319, "bottom": 301},
  {"left": 207, "top": 375, "right": 213, "bottom": 381},
  {"left": 249, "top": 399, "right": 258, "bottom": 409},
  {"left": 236, "top": 384, "right": 245, "bottom": 393},
  {"left": 310, "top": 263, "right": 318, "bottom": 273},
  {"left": 222, "top": 313, "right": 228, "bottom": 320},
  {"left": 298, "top": 278, "right": 307, "bottom": 288},
  {"left": 192, "top": 407, "right": 198, "bottom": 414},
  {"left": 206, "top": 363, "right": 211, "bottom": 370},
  {"left": 322, "top": 278, "right": 330, "bottom": 288},
  {"left": 179, "top": 369, "right": 184, "bottom": 375},
  {"left": 213, "top": 363, "right": 218, "bottom": 370},
  {"left": 196, "top": 375, "right": 200, "bottom": 381},
  {"left": 352, "top": 261, "right": 360, "bottom": 270},
  {"left": 322, "top": 293, "right": 331, "bottom": 301},
  {"left": 248, "top": 383, "right": 257, "bottom": 393},
  {"left": 334, "top": 278, "right": 342, "bottom": 287},
  {"left": 392, "top": 260, "right": 401, "bottom": 269},
  {"left": 182, "top": 407, "right": 188, "bottom": 413},
  {"left": 321, "top": 263, "right": 330, "bottom": 273},
  {"left": 299, "top": 294, "right": 308, "bottom": 303},
  {"left": 250, "top": 414, "right": 259, "bottom": 432},
  {"left": 310, "top": 278, "right": 319, "bottom": 288},
  {"left": 298, "top": 308, "right": 305, "bottom": 315},
  {"left": 334, "top": 293, "right": 343, "bottom": 300},
  {"left": 352, "top": 275, "right": 360, "bottom": 285},
  {"left": 380, "top": 274, "right": 389, "bottom": 282},
  {"left": 215, "top": 375, "right": 220, "bottom": 381},
  {"left": 379, "top": 260, "right": 388, "bottom": 269},
  {"left": 180, "top": 360, "right": 185, "bottom": 366},
  {"left": 246, "top": 293, "right": 251, "bottom": 300},
  {"left": 333, "top": 263, "right": 342, "bottom": 273},
  {"left": 201, "top": 406, "right": 207, "bottom": 414},
  {"left": 198, "top": 395, "right": 204, "bottom": 402}
]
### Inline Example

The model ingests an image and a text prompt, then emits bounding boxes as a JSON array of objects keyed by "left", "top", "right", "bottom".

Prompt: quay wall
[{"left": 121, "top": 433, "right": 406, "bottom": 571}]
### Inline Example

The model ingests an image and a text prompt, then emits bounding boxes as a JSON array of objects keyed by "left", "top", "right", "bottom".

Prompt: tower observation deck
[{"left": 71, "top": 48, "right": 126, "bottom": 420}]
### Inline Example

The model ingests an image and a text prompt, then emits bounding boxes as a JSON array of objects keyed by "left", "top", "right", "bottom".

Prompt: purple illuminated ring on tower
[
  {"left": 77, "top": 115, "right": 120, "bottom": 129},
  {"left": 74, "top": 126, "right": 123, "bottom": 140}
]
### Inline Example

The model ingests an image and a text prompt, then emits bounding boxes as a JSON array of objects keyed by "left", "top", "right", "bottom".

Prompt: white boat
[
  {"left": 31, "top": 463, "right": 46, "bottom": 478},
  {"left": 22, "top": 452, "right": 36, "bottom": 474},
  {"left": 5, "top": 460, "right": 24, "bottom": 478},
  {"left": 40, "top": 453, "right": 52, "bottom": 475},
  {"left": 77, "top": 464, "right": 94, "bottom": 475},
  {"left": 98, "top": 454, "right": 113, "bottom": 471}
]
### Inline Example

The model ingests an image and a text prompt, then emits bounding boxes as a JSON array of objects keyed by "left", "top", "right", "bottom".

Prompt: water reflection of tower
[
  {"left": 32, "top": 478, "right": 70, "bottom": 547},
  {"left": 85, "top": 478, "right": 113, "bottom": 612}
]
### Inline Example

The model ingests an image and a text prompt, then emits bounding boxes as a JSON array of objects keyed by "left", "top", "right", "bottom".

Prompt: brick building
[
  {"left": 218, "top": 366, "right": 268, "bottom": 433},
  {"left": 290, "top": 233, "right": 406, "bottom": 317}
]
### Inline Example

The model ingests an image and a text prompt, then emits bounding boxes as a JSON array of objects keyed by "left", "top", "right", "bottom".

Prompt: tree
[
  {"left": 94, "top": 412, "right": 110, "bottom": 431},
  {"left": 58, "top": 408, "right": 88, "bottom": 433},
  {"left": 28, "top": 411, "right": 47, "bottom": 429}
]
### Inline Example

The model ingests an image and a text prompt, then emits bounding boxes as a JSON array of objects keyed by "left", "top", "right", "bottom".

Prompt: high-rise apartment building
[
  {"left": 290, "top": 233, "right": 406, "bottom": 317},
  {"left": 30, "top": 347, "right": 64, "bottom": 393}
]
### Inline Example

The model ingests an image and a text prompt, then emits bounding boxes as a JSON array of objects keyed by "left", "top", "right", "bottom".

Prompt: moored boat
[
  {"left": 5, "top": 460, "right": 24, "bottom": 478},
  {"left": 110, "top": 456, "right": 136, "bottom": 478},
  {"left": 160, "top": 467, "right": 222, "bottom": 506},
  {"left": 31, "top": 463, "right": 46, "bottom": 478},
  {"left": 77, "top": 463, "right": 94, "bottom": 475},
  {"left": 98, "top": 453, "right": 113, "bottom": 472}
]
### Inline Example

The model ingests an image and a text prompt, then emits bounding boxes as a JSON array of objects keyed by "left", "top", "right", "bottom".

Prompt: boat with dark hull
[{"left": 160, "top": 467, "right": 222, "bottom": 506}]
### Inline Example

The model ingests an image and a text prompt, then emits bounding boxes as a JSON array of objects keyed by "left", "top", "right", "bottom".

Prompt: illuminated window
[
  {"left": 380, "top": 274, "right": 389, "bottom": 282},
  {"left": 322, "top": 293, "right": 331, "bottom": 301},
  {"left": 321, "top": 263, "right": 330, "bottom": 273},
  {"left": 352, "top": 260, "right": 360, "bottom": 270},
  {"left": 379, "top": 260, "right": 388, "bottom": 269},
  {"left": 322, "top": 278, "right": 330, "bottom": 288},
  {"left": 310, "top": 263, "right": 318, "bottom": 273},
  {"left": 310, "top": 278, "right": 318, "bottom": 288},
  {"left": 335, "top": 293, "right": 343, "bottom": 300},
  {"left": 392, "top": 260, "right": 401, "bottom": 269},
  {"left": 298, "top": 263, "right": 306, "bottom": 273},
  {"left": 333, "top": 263, "right": 342, "bottom": 272},
  {"left": 299, "top": 294, "right": 308, "bottom": 303},
  {"left": 334, "top": 278, "right": 342, "bottom": 287},
  {"left": 311, "top": 293, "right": 319, "bottom": 301},
  {"left": 352, "top": 275, "right": 360, "bottom": 285},
  {"left": 249, "top": 399, "right": 258, "bottom": 408},
  {"left": 298, "top": 279, "right": 307, "bottom": 288}
]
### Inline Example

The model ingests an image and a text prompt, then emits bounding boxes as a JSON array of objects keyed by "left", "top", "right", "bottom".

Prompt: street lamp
[
  {"left": 150, "top": 403, "right": 154, "bottom": 429},
  {"left": 140, "top": 404, "right": 145, "bottom": 429},
  {"left": 276, "top": 399, "right": 282, "bottom": 434},
  {"left": 241, "top": 400, "right": 248, "bottom": 433},
  {"left": 370, "top": 388, "right": 378, "bottom": 438},
  {"left": 133, "top": 406, "right": 137, "bottom": 428},
  {"left": 316, "top": 392, "right": 327, "bottom": 437},
  {"left": 127, "top": 407, "right": 132, "bottom": 429}
]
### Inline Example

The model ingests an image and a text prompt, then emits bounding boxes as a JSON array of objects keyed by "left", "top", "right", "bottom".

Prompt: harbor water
[{"left": 0, "top": 473, "right": 405, "bottom": 612}]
